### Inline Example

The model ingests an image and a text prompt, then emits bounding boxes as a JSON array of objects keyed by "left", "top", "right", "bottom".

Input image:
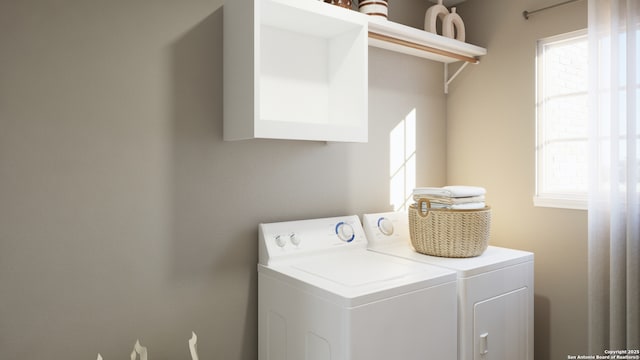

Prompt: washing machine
[
  {"left": 363, "top": 211, "right": 534, "bottom": 360},
  {"left": 258, "top": 215, "right": 458, "bottom": 360}
]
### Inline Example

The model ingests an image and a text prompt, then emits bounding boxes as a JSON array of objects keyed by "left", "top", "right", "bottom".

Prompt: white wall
[
  {"left": 0, "top": 1, "right": 446, "bottom": 358},
  {"left": 450, "top": 0, "right": 589, "bottom": 359}
]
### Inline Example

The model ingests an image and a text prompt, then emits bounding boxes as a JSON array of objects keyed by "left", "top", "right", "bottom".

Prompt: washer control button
[
  {"left": 274, "top": 235, "right": 286, "bottom": 248},
  {"left": 335, "top": 222, "right": 355, "bottom": 242},
  {"left": 377, "top": 217, "right": 394, "bottom": 236},
  {"left": 289, "top": 233, "right": 300, "bottom": 246}
]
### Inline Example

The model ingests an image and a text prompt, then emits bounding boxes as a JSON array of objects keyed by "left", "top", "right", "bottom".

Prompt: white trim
[
  {"left": 533, "top": 195, "right": 587, "bottom": 210},
  {"left": 537, "top": 28, "right": 587, "bottom": 46}
]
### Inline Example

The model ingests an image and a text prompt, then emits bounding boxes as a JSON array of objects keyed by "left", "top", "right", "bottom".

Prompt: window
[{"left": 535, "top": 29, "right": 588, "bottom": 210}]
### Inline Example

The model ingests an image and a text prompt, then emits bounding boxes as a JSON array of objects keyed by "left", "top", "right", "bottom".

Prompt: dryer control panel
[
  {"left": 362, "top": 211, "right": 410, "bottom": 249},
  {"left": 259, "top": 215, "right": 367, "bottom": 265}
]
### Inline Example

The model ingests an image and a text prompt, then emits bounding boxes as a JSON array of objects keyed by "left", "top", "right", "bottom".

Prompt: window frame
[{"left": 534, "top": 29, "right": 589, "bottom": 211}]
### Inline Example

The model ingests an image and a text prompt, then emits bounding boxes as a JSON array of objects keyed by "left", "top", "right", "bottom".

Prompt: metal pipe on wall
[{"left": 522, "top": 0, "right": 584, "bottom": 20}]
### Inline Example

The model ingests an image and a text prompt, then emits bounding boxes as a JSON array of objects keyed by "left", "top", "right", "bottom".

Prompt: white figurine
[
  {"left": 424, "top": 0, "right": 449, "bottom": 34},
  {"left": 443, "top": 7, "right": 466, "bottom": 42}
]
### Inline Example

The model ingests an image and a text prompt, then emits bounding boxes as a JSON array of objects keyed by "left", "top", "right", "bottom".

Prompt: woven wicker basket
[{"left": 408, "top": 199, "right": 491, "bottom": 258}]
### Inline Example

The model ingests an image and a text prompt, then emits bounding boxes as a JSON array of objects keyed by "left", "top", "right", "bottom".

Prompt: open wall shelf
[
  {"left": 224, "top": 0, "right": 368, "bottom": 142},
  {"left": 367, "top": 16, "right": 486, "bottom": 64}
]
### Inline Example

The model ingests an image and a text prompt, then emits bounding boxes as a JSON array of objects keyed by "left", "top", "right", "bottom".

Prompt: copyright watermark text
[{"left": 568, "top": 350, "right": 640, "bottom": 359}]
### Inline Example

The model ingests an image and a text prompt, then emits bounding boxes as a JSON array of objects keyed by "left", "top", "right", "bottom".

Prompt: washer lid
[
  {"left": 293, "top": 251, "right": 416, "bottom": 287},
  {"left": 260, "top": 249, "right": 456, "bottom": 307},
  {"left": 370, "top": 245, "right": 533, "bottom": 277}
]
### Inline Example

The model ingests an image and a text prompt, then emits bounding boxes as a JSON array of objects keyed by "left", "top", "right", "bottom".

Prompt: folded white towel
[
  {"left": 412, "top": 187, "right": 450, "bottom": 198},
  {"left": 442, "top": 185, "right": 486, "bottom": 198},
  {"left": 414, "top": 194, "right": 485, "bottom": 205},
  {"left": 420, "top": 202, "right": 486, "bottom": 211},
  {"left": 413, "top": 185, "right": 486, "bottom": 199},
  {"left": 434, "top": 202, "right": 486, "bottom": 210}
]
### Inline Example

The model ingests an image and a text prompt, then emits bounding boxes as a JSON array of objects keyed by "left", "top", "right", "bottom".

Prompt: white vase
[
  {"left": 424, "top": 0, "right": 449, "bottom": 34},
  {"left": 358, "top": 0, "right": 388, "bottom": 19},
  {"left": 443, "top": 7, "right": 465, "bottom": 42}
]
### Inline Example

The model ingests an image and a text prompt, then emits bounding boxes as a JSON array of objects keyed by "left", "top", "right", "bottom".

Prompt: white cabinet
[{"left": 223, "top": 0, "right": 368, "bottom": 142}]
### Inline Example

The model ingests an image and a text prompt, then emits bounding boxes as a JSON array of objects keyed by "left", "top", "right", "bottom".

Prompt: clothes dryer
[
  {"left": 258, "top": 215, "right": 457, "bottom": 360},
  {"left": 363, "top": 212, "right": 534, "bottom": 360}
]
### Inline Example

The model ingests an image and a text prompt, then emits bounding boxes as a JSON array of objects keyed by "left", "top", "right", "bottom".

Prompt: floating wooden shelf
[{"left": 367, "top": 16, "right": 487, "bottom": 64}]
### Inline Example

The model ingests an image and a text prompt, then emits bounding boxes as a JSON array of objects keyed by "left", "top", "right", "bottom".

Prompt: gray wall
[
  {"left": 0, "top": 1, "right": 446, "bottom": 359},
  {"left": 450, "top": 0, "right": 589, "bottom": 359}
]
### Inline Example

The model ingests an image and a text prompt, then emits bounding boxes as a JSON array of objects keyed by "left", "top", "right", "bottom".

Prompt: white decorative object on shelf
[
  {"left": 358, "top": 0, "right": 388, "bottom": 19},
  {"left": 424, "top": 0, "right": 466, "bottom": 43},
  {"left": 424, "top": 0, "right": 449, "bottom": 34},
  {"left": 443, "top": 7, "right": 465, "bottom": 42}
]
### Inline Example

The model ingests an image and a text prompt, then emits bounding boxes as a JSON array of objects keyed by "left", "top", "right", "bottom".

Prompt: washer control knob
[
  {"left": 289, "top": 233, "right": 300, "bottom": 246},
  {"left": 274, "top": 235, "right": 286, "bottom": 248},
  {"left": 335, "top": 222, "right": 355, "bottom": 242},
  {"left": 377, "top": 217, "right": 394, "bottom": 236}
]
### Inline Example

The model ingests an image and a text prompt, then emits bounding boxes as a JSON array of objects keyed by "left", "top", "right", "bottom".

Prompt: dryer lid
[{"left": 372, "top": 245, "right": 533, "bottom": 277}]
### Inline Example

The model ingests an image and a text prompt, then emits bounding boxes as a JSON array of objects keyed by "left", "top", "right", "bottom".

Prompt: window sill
[{"left": 533, "top": 196, "right": 587, "bottom": 210}]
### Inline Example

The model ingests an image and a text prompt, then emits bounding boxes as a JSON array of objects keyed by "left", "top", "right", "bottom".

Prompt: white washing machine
[
  {"left": 258, "top": 215, "right": 458, "bottom": 360},
  {"left": 363, "top": 212, "right": 534, "bottom": 360}
]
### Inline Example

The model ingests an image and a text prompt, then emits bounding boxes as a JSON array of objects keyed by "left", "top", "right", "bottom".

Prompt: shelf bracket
[{"left": 444, "top": 60, "right": 478, "bottom": 94}]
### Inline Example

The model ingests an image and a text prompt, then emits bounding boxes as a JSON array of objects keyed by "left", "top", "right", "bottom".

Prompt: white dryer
[
  {"left": 363, "top": 212, "right": 534, "bottom": 360},
  {"left": 258, "top": 215, "right": 458, "bottom": 360}
]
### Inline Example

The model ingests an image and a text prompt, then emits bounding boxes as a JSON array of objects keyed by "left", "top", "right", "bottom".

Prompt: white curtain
[{"left": 588, "top": 0, "right": 640, "bottom": 354}]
